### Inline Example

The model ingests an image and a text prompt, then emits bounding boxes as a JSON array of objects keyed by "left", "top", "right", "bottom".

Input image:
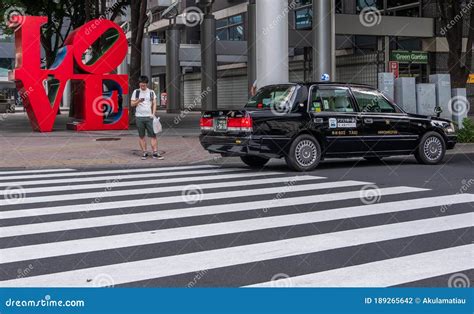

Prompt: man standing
[{"left": 131, "top": 76, "right": 164, "bottom": 160}]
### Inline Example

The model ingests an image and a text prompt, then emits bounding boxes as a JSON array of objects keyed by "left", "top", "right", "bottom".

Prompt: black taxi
[{"left": 199, "top": 83, "right": 457, "bottom": 171}]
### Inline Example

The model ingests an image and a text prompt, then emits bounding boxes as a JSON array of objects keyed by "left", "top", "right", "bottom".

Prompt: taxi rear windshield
[{"left": 245, "top": 86, "right": 295, "bottom": 110}]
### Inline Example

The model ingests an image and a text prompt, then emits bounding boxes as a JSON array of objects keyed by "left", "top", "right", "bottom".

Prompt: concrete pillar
[
  {"left": 429, "top": 74, "right": 452, "bottom": 120},
  {"left": 395, "top": 77, "right": 416, "bottom": 114},
  {"left": 313, "top": 0, "right": 336, "bottom": 82},
  {"left": 378, "top": 72, "right": 394, "bottom": 100},
  {"left": 247, "top": 0, "right": 257, "bottom": 96},
  {"left": 451, "top": 88, "right": 469, "bottom": 128},
  {"left": 166, "top": 26, "right": 182, "bottom": 113},
  {"left": 141, "top": 33, "right": 152, "bottom": 81},
  {"left": 118, "top": 56, "right": 129, "bottom": 109},
  {"left": 416, "top": 83, "right": 437, "bottom": 116},
  {"left": 255, "top": 0, "right": 289, "bottom": 88},
  {"left": 200, "top": 14, "right": 218, "bottom": 111}
]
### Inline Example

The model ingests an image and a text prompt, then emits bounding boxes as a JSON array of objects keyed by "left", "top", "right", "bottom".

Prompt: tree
[
  {"left": 128, "top": 0, "right": 148, "bottom": 99},
  {"left": 128, "top": 0, "right": 148, "bottom": 122},
  {"left": 438, "top": 0, "right": 474, "bottom": 88},
  {"left": 0, "top": 0, "right": 128, "bottom": 67}
]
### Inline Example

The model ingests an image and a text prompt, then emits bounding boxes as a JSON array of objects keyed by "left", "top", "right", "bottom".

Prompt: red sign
[
  {"left": 9, "top": 16, "right": 129, "bottom": 132},
  {"left": 389, "top": 61, "right": 399, "bottom": 79}
]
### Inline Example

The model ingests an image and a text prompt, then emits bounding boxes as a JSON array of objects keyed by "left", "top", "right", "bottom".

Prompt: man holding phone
[{"left": 131, "top": 76, "right": 164, "bottom": 160}]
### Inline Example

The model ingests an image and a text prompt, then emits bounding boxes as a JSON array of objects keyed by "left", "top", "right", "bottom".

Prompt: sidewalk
[
  {"left": 1, "top": 111, "right": 473, "bottom": 170},
  {"left": 0, "top": 111, "right": 219, "bottom": 169}
]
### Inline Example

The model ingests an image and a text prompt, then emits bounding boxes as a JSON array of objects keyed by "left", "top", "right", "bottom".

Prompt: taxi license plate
[{"left": 214, "top": 118, "right": 228, "bottom": 132}]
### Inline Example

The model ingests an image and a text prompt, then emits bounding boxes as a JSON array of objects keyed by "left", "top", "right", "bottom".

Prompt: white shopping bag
[{"left": 153, "top": 117, "right": 163, "bottom": 134}]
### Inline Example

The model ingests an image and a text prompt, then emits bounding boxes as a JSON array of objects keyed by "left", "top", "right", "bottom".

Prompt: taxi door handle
[{"left": 364, "top": 118, "right": 374, "bottom": 124}]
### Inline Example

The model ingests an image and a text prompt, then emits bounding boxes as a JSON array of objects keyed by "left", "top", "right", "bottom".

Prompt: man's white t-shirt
[{"left": 132, "top": 88, "right": 156, "bottom": 117}]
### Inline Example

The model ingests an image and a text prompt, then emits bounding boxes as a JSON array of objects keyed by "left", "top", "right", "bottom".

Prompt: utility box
[
  {"left": 394, "top": 77, "right": 416, "bottom": 114},
  {"left": 378, "top": 72, "right": 395, "bottom": 100},
  {"left": 429, "top": 74, "right": 452, "bottom": 120},
  {"left": 416, "top": 84, "right": 437, "bottom": 116},
  {"left": 451, "top": 88, "right": 469, "bottom": 129}
]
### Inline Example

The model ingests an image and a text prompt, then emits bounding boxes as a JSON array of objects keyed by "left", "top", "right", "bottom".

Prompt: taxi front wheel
[
  {"left": 240, "top": 155, "right": 270, "bottom": 168},
  {"left": 414, "top": 131, "right": 446, "bottom": 165},
  {"left": 285, "top": 135, "right": 322, "bottom": 172}
]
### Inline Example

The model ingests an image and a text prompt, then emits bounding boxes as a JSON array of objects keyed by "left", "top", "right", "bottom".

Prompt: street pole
[
  {"left": 141, "top": 33, "right": 152, "bottom": 83},
  {"left": 200, "top": 2, "right": 217, "bottom": 111},
  {"left": 313, "top": 0, "right": 336, "bottom": 82},
  {"left": 166, "top": 25, "right": 182, "bottom": 113}
]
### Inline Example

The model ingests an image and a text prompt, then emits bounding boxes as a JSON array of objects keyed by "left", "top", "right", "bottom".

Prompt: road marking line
[
  {"left": 2, "top": 194, "right": 473, "bottom": 264},
  {"left": 0, "top": 172, "right": 297, "bottom": 195},
  {"left": 1, "top": 213, "right": 471, "bottom": 287},
  {"left": 0, "top": 168, "right": 247, "bottom": 188},
  {"left": 0, "top": 165, "right": 218, "bottom": 182},
  {"left": 0, "top": 176, "right": 321, "bottom": 206},
  {"left": 0, "top": 180, "right": 375, "bottom": 219},
  {"left": 0, "top": 169, "right": 76, "bottom": 176},
  {"left": 246, "top": 244, "right": 474, "bottom": 287},
  {"left": 0, "top": 186, "right": 426, "bottom": 237}
]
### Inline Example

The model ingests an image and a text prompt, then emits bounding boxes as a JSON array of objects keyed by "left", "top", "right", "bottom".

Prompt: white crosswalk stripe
[
  {"left": 246, "top": 244, "right": 474, "bottom": 287},
  {"left": 0, "top": 168, "right": 76, "bottom": 176},
  {"left": 0, "top": 165, "right": 472, "bottom": 288}
]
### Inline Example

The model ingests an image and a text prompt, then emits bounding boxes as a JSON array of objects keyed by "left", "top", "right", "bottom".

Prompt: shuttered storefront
[{"left": 217, "top": 75, "right": 248, "bottom": 110}]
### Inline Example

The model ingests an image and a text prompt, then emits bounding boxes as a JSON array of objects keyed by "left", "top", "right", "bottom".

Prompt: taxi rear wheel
[
  {"left": 240, "top": 155, "right": 270, "bottom": 168},
  {"left": 414, "top": 131, "right": 446, "bottom": 165},
  {"left": 285, "top": 135, "right": 322, "bottom": 172}
]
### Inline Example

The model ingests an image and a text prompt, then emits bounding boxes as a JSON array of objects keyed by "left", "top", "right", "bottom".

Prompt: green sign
[{"left": 390, "top": 51, "right": 428, "bottom": 64}]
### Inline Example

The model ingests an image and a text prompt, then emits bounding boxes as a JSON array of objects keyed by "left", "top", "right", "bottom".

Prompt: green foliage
[{"left": 456, "top": 118, "right": 474, "bottom": 143}]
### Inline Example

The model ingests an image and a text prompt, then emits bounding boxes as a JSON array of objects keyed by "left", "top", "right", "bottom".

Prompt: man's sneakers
[
  {"left": 153, "top": 152, "right": 164, "bottom": 160},
  {"left": 141, "top": 151, "right": 164, "bottom": 160}
]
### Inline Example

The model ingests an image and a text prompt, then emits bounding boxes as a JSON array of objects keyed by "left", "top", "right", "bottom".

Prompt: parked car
[{"left": 199, "top": 83, "right": 457, "bottom": 171}]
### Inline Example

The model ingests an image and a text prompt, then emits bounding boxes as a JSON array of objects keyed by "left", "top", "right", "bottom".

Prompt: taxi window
[
  {"left": 352, "top": 89, "right": 401, "bottom": 114},
  {"left": 246, "top": 86, "right": 295, "bottom": 110},
  {"left": 310, "top": 88, "right": 355, "bottom": 113}
]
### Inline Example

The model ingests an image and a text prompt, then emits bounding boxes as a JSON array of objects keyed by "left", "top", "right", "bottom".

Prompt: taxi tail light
[
  {"left": 200, "top": 117, "right": 213, "bottom": 130},
  {"left": 228, "top": 115, "right": 253, "bottom": 132}
]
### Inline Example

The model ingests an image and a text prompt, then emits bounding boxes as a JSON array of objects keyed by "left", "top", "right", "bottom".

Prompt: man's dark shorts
[{"left": 136, "top": 117, "right": 156, "bottom": 138}]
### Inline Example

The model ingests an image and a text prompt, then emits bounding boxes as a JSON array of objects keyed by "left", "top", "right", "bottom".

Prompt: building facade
[{"left": 146, "top": 0, "right": 474, "bottom": 113}]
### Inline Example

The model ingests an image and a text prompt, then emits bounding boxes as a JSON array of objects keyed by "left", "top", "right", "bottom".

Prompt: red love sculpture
[{"left": 9, "top": 15, "right": 129, "bottom": 132}]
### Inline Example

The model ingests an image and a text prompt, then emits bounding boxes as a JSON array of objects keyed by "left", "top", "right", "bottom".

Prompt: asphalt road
[{"left": 0, "top": 152, "right": 472, "bottom": 288}]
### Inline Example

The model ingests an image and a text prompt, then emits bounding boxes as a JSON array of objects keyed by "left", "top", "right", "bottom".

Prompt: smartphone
[{"left": 140, "top": 98, "right": 145, "bottom": 102}]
